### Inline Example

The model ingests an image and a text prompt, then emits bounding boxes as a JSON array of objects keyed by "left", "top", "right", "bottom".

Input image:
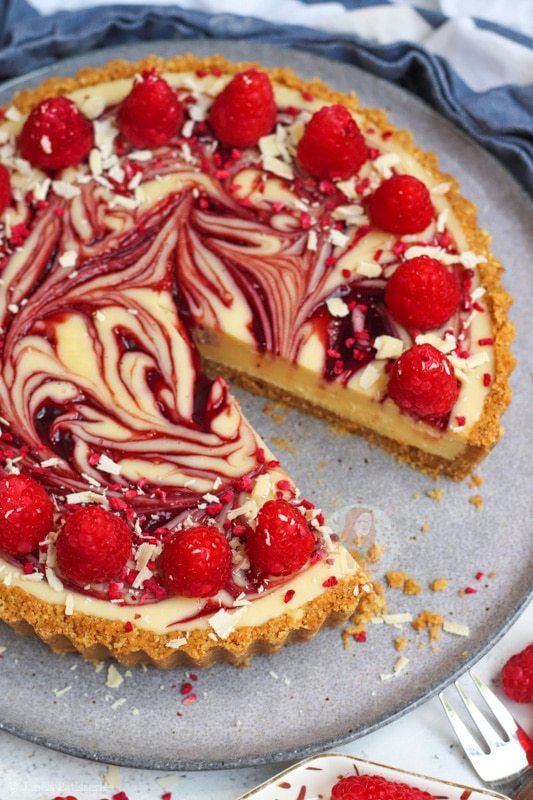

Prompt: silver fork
[{"left": 440, "top": 671, "right": 532, "bottom": 799}]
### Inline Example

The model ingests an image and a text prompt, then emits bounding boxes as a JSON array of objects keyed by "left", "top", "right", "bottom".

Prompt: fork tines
[{"left": 439, "top": 670, "right": 529, "bottom": 788}]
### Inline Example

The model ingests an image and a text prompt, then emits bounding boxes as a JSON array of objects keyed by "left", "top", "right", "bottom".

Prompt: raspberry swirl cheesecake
[{"left": 0, "top": 54, "right": 512, "bottom": 667}]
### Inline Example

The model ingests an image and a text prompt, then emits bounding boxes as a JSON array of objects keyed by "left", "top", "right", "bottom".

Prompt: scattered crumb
[
  {"left": 342, "top": 624, "right": 367, "bottom": 648},
  {"left": 458, "top": 586, "right": 478, "bottom": 597},
  {"left": 443, "top": 620, "right": 470, "bottom": 637},
  {"left": 412, "top": 610, "right": 444, "bottom": 640},
  {"left": 469, "top": 494, "right": 483, "bottom": 511},
  {"left": 430, "top": 578, "right": 448, "bottom": 592},
  {"left": 367, "top": 543, "right": 384, "bottom": 563},
  {"left": 420, "top": 522, "right": 430, "bottom": 533},
  {"left": 317, "top": 459, "right": 328, "bottom": 469},
  {"left": 262, "top": 401, "right": 287, "bottom": 425},
  {"left": 386, "top": 571, "right": 421, "bottom": 595},
  {"left": 404, "top": 578, "right": 421, "bottom": 596},
  {"left": 342, "top": 628, "right": 354, "bottom": 649},
  {"left": 349, "top": 587, "right": 386, "bottom": 628},
  {"left": 426, "top": 487, "right": 444, "bottom": 503},
  {"left": 106, "top": 664, "right": 124, "bottom": 689},
  {"left": 468, "top": 473, "right": 484, "bottom": 488},
  {"left": 103, "top": 765, "right": 121, "bottom": 790},
  {"left": 386, "top": 570, "right": 406, "bottom": 589},
  {"left": 488, "top": 571, "right": 496, "bottom": 579},
  {"left": 270, "top": 436, "right": 295, "bottom": 455},
  {"left": 394, "top": 636, "right": 408, "bottom": 652}
]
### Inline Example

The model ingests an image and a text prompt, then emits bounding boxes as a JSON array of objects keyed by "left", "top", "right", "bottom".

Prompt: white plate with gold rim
[{"left": 238, "top": 754, "right": 510, "bottom": 800}]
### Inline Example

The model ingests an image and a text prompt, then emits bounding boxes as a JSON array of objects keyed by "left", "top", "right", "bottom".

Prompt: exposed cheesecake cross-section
[{"left": 0, "top": 54, "right": 512, "bottom": 667}]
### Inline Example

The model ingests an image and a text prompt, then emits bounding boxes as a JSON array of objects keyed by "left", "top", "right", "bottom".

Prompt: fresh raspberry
[
  {"left": 502, "top": 643, "right": 533, "bottom": 703},
  {"left": 368, "top": 174, "right": 434, "bottom": 235},
  {"left": 209, "top": 69, "right": 277, "bottom": 148},
  {"left": 0, "top": 474, "right": 54, "bottom": 555},
  {"left": 385, "top": 256, "right": 461, "bottom": 331},
  {"left": 297, "top": 105, "right": 367, "bottom": 180},
  {"left": 18, "top": 96, "right": 93, "bottom": 171},
  {"left": 56, "top": 506, "right": 132, "bottom": 585},
  {"left": 0, "top": 165, "right": 11, "bottom": 215},
  {"left": 388, "top": 344, "right": 459, "bottom": 419},
  {"left": 159, "top": 526, "right": 231, "bottom": 598},
  {"left": 246, "top": 499, "right": 315, "bottom": 577},
  {"left": 331, "top": 774, "right": 436, "bottom": 800},
  {"left": 117, "top": 70, "right": 184, "bottom": 148}
]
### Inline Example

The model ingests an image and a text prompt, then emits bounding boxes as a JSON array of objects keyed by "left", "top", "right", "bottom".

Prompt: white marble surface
[{"left": 0, "top": 602, "right": 530, "bottom": 800}]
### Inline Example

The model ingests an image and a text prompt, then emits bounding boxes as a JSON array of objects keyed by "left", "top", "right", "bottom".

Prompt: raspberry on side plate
[
  {"left": 331, "top": 774, "right": 437, "bottom": 800},
  {"left": 297, "top": 104, "right": 367, "bottom": 180},
  {"left": 0, "top": 164, "right": 11, "bottom": 215},
  {"left": 388, "top": 343, "right": 459, "bottom": 420},
  {"left": 159, "top": 525, "right": 232, "bottom": 598},
  {"left": 368, "top": 174, "right": 434, "bottom": 235},
  {"left": 117, "top": 70, "right": 185, "bottom": 148},
  {"left": 385, "top": 256, "right": 461, "bottom": 331},
  {"left": 246, "top": 498, "right": 315, "bottom": 577},
  {"left": 209, "top": 69, "right": 277, "bottom": 148},
  {"left": 502, "top": 643, "right": 533, "bottom": 703},
  {"left": 0, "top": 474, "right": 54, "bottom": 555},
  {"left": 18, "top": 96, "right": 93, "bottom": 171},
  {"left": 56, "top": 506, "right": 132, "bottom": 585}
]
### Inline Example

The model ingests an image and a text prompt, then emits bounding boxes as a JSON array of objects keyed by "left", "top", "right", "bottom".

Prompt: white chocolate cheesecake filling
[
  {"left": 0, "top": 72, "right": 494, "bottom": 451},
  {"left": 68, "top": 74, "right": 494, "bottom": 443},
  {"left": 0, "top": 545, "right": 358, "bottom": 636}
]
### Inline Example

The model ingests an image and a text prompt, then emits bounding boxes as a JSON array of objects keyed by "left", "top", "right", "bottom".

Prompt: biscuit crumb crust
[
  {"left": 0, "top": 572, "right": 370, "bottom": 668},
  {"left": 0, "top": 52, "right": 514, "bottom": 666}
]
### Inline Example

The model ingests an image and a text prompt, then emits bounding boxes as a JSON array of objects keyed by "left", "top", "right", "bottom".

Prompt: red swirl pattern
[
  {"left": 0, "top": 80, "right": 474, "bottom": 606},
  {"left": 0, "top": 185, "right": 265, "bottom": 507},
  {"left": 0, "top": 113, "right": 468, "bottom": 496}
]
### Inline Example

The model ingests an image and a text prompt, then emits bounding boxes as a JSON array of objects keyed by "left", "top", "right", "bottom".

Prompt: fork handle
[{"left": 512, "top": 771, "right": 533, "bottom": 800}]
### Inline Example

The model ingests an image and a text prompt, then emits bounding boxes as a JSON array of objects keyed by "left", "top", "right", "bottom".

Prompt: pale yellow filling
[
  {"left": 0, "top": 72, "right": 494, "bottom": 452},
  {"left": 198, "top": 332, "right": 468, "bottom": 459},
  {"left": 0, "top": 545, "right": 358, "bottom": 635}
]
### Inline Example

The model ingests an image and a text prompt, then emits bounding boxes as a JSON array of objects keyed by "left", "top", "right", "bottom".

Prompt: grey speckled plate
[{"left": 0, "top": 40, "right": 531, "bottom": 772}]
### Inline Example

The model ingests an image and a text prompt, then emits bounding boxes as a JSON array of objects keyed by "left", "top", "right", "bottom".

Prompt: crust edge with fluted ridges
[
  {"left": 0, "top": 52, "right": 515, "bottom": 666},
  {"left": 0, "top": 571, "right": 374, "bottom": 668}
]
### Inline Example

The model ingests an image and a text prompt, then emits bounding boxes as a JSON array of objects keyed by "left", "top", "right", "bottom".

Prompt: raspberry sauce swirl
[{"left": 0, "top": 71, "right": 492, "bottom": 611}]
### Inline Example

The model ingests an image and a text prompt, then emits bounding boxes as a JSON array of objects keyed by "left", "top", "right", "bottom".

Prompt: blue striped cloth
[{"left": 1, "top": 0, "right": 532, "bottom": 192}]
